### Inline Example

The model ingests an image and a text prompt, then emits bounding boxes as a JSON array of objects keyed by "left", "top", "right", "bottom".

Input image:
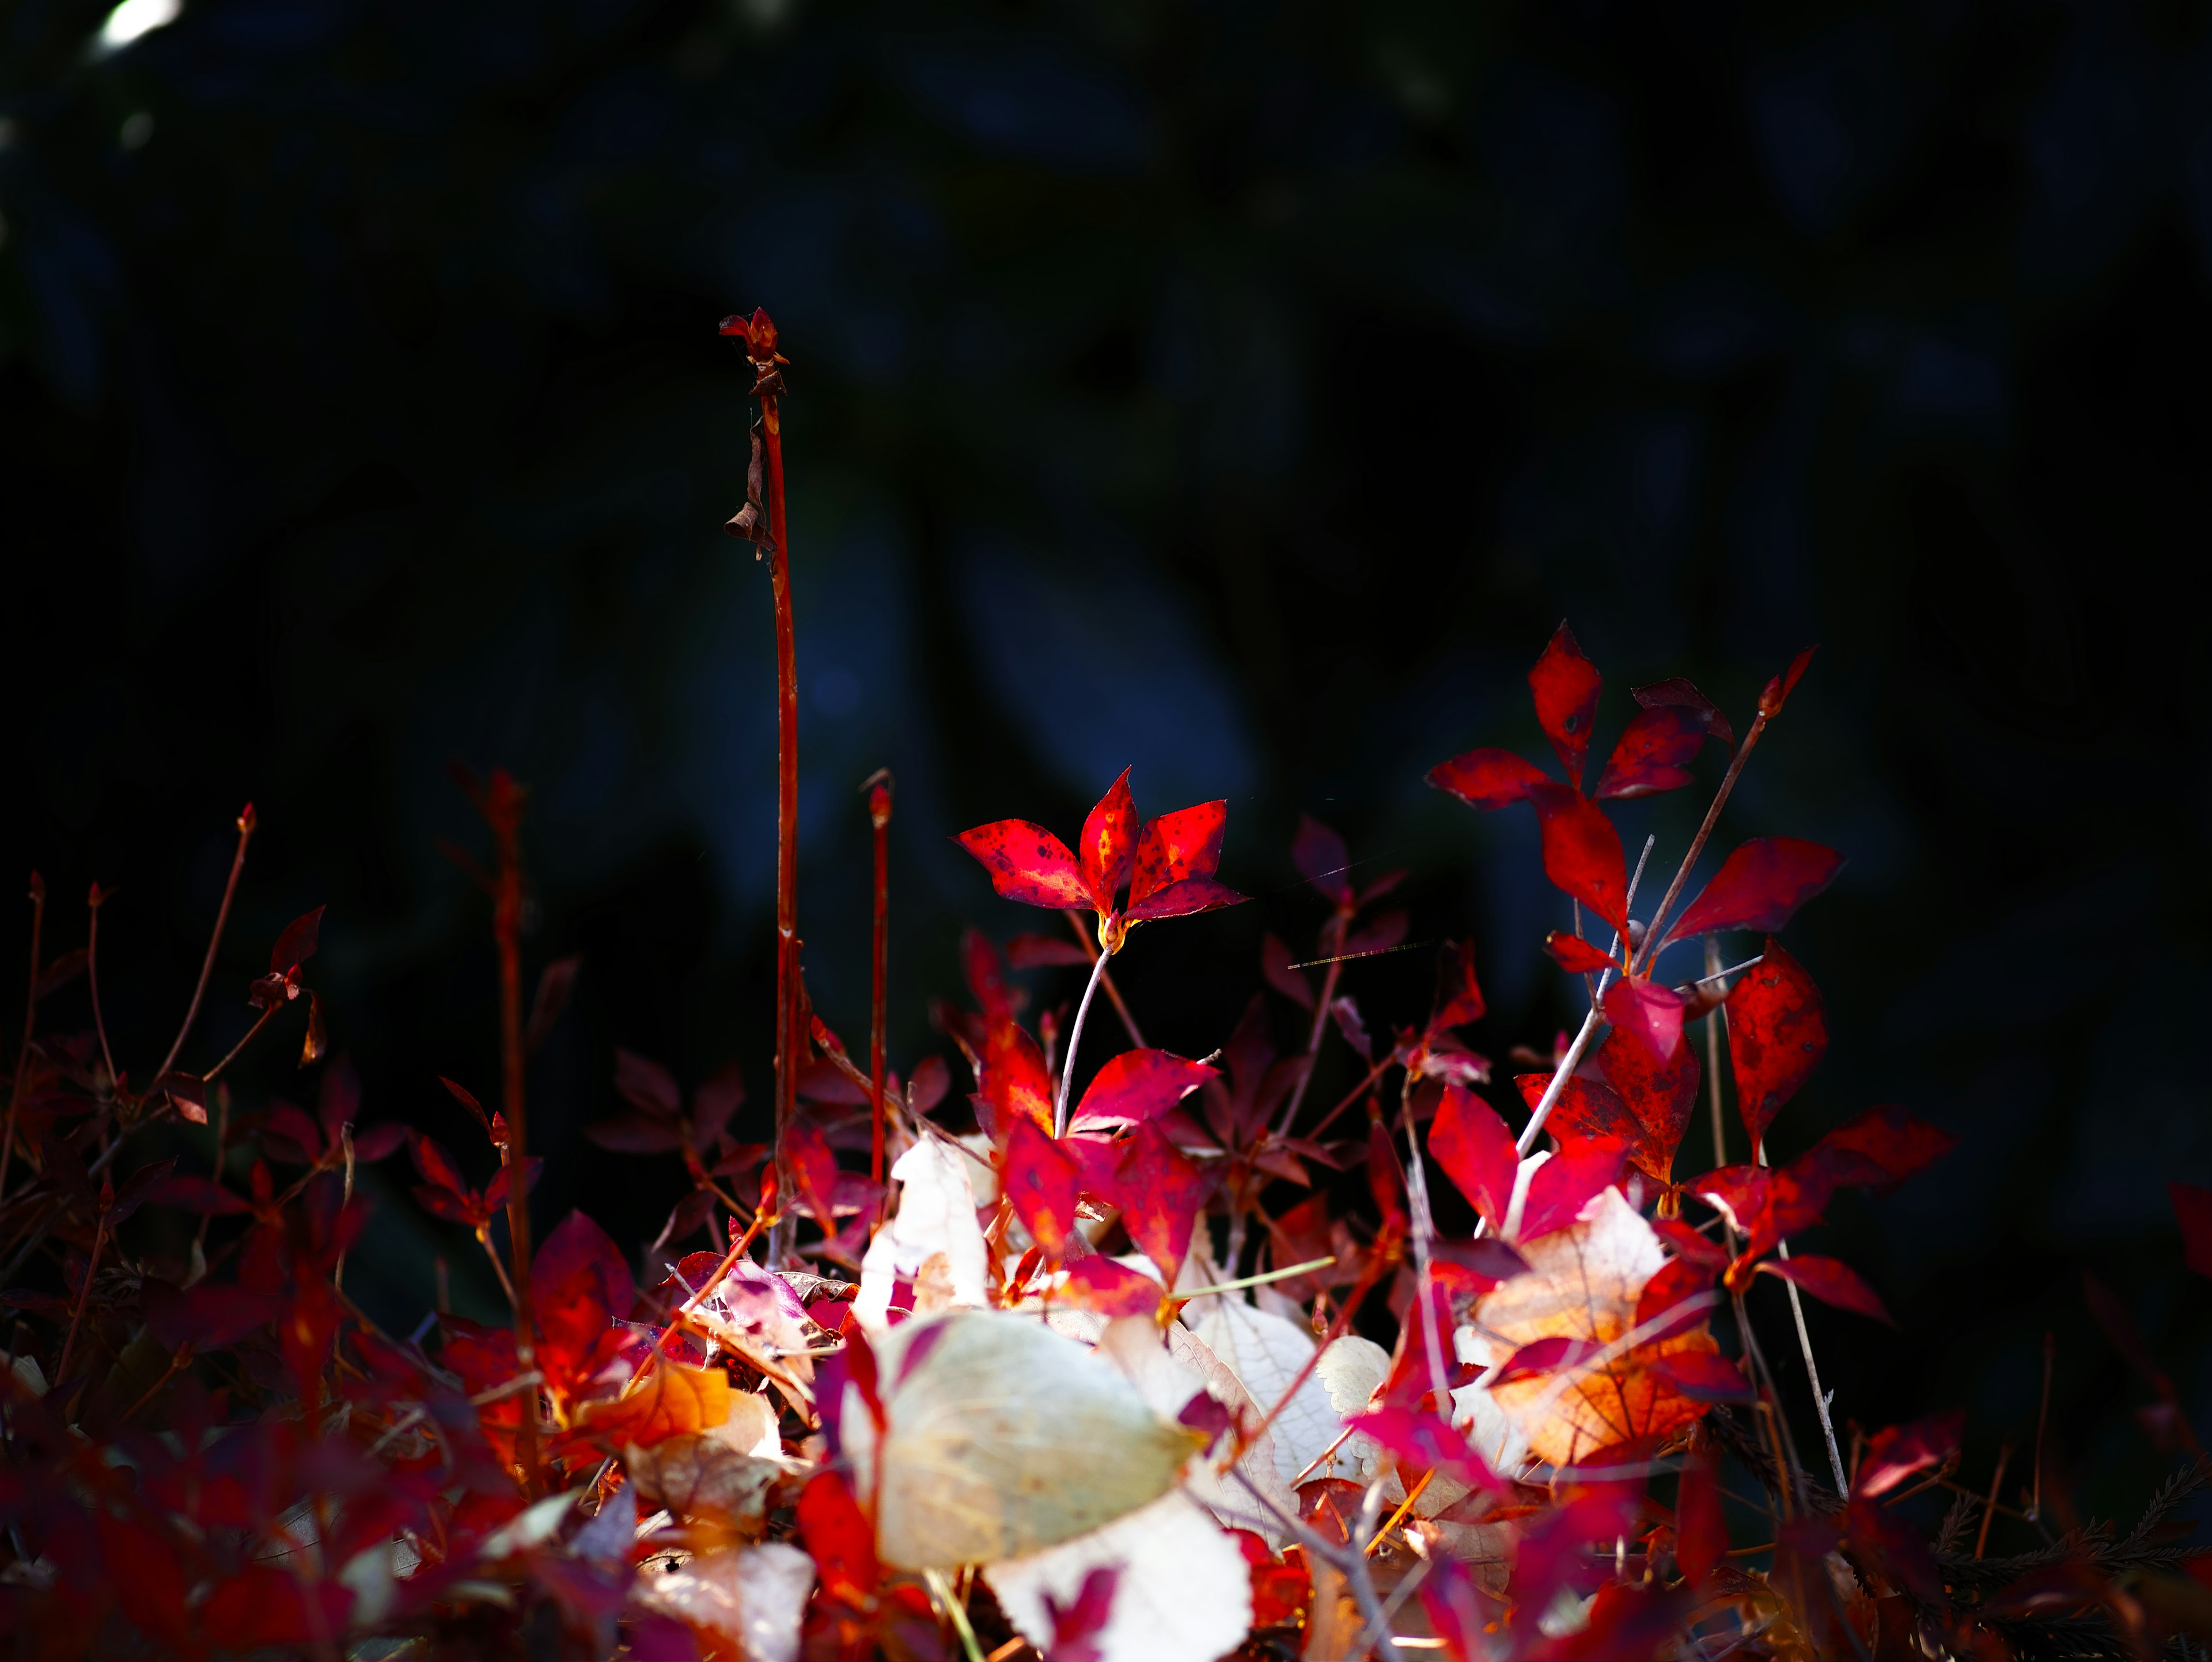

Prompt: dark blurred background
[{"left": 4, "top": 0, "right": 2208, "bottom": 1524}]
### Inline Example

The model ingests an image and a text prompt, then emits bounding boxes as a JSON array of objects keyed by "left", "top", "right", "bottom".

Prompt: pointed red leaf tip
[
  {"left": 532, "top": 1209, "right": 634, "bottom": 1384},
  {"left": 1260, "top": 932, "right": 1315, "bottom": 1009},
  {"left": 1126, "top": 799, "right": 1241, "bottom": 922},
  {"left": 1067, "top": 1048, "right": 1216, "bottom": 1132},
  {"left": 1631, "top": 677, "right": 1736, "bottom": 752},
  {"left": 1078, "top": 768, "right": 1139, "bottom": 918},
  {"left": 2169, "top": 1183, "right": 2212, "bottom": 1279},
  {"left": 1726, "top": 938, "right": 1827, "bottom": 1150},
  {"left": 1851, "top": 1410, "right": 1964, "bottom": 1500},
  {"left": 1543, "top": 930, "right": 1617, "bottom": 975},
  {"left": 1348, "top": 1404, "right": 1508, "bottom": 1496},
  {"left": 953, "top": 820, "right": 1089, "bottom": 910},
  {"left": 1798, "top": 1104, "right": 1955, "bottom": 1193},
  {"left": 1290, "top": 813, "right": 1353, "bottom": 907},
  {"left": 1665, "top": 836, "right": 1844, "bottom": 945},
  {"left": 960, "top": 927, "right": 1014, "bottom": 1024},
  {"left": 1527, "top": 783, "right": 1628, "bottom": 940},
  {"left": 1758, "top": 645, "right": 1817, "bottom": 720},
  {"left": 1429, "top": 1082, "right": 1517, "bottom": 1231},
  {"left": 786, "top": 1117, "right": 842, "bottom": 1228},
  {"left": 1528, "top": 621, "right": 1604, "bottom": 788},
  {"left": 1758, "top": 1254, "right": 1893, "bottom": 1325},
  {"left": 1593, "top": 1021, "right": 1700, "bottom": 1187},
  {"left": 1425, "top": 745, "right": 1550, "bottom": 811},
  {"left": 718, "top": 306, "right": 783, "bottom": 361},
  {"left": 1003, "top": 1116, "right": 1080, "bottom": 1259},
  {"left": 270, "top": 905, "right": 325, "bottom": 975},
  {"left": 983, "top": 1020, "right": 1055, "bottom": 1140},
  {"left": 1516, "top": 1135, "right": 1627, "bottom": 1239},
  {"left": 1046, "top": 1566, "right": 1121, "bottom": 1656},
  {"left": 1592, "top": 705, "right": 1709, "bottom": 801},
  {"left": 1429, "top": 939, "right": 1486, "bottom": 1032},
  {"left": 1603, "top": 975, "right": 1685, "bottom": 1065}
]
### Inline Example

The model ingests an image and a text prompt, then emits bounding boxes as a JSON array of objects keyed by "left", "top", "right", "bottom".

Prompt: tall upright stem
[
  {"left": 86, "top": 885, "right": 116, "bottom": 1089},
  {"left": 156, "top": 805, "right": 256, "bottom": 1081},
  {"left": 485, "top": 773, "right": 538, "bottom": 1491},
  {"left": 1635, "top": 712, "right": 1769, "bottom": 974},
  {"left": 1272, "top": 904, "right": 1351, "bottom": 1139},
  {"left": 866, "top": 774, "right": 893, "bottom": 1187},
  {"left": 1053, "top": 949, "right": 1112, "bottom": 1139},
  {"left": 2, "top": 875, "right": 47, "bottom": 1199}
]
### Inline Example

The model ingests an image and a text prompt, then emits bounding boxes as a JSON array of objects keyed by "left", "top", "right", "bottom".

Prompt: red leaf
[
  {"left": 1260, "top": 933, "right": 1315, "bottom": 1010},
  {"left": 983, "top": 1020, "right": 1055, "bottom": 1139},
  {"left": 1522, "top": 1068, "right": 1641, "bottom": 1165},
  {"left": 1651, "top": 1217, "right": 1729, "bottom": 1273},
  {"left": 613, "top": 1049, "right": 683, "bottom": 1120},
  {"left": 961, "top": 928, "right": 1014, "bottom": 1023},
  {"left": 1111, "top": 1125, "right": 1210, "bottom": 1280},
  {"left": 98, "top": 1514, "right": 194, "bottom": 1650},
  {"left": 785, "top": 1118, "right": 843, "bottom": 1229},
  {"left": 1348, "top": 1404, "right": 1508, "bottom": 1496},
  {"left": 1795, "top": 1104, "right": 1955, "bottom": 1192},
  {"left": 1078, "top": 768, "right": 1139, "bottom": 915},
  {"left": 1046, "top": 1566, "right": 1122, "bottom": 1659},
  {"left": 1601, "top": 976, "right": 1685, "bottom": 1066},
  {"left": 1342, "top": 908, "right": 1409, "bottom": 958},
  {"left": 409, "top": 1131, "right": 471, "bottom": 1198},
  {"left": 1633, "top": 1256, "right": 1718, "bottom": 1343},
  {"left": 1007, "top": 932, "right": 1092, "bottom": 969},
  {"left": 1592, "top": 1021, "right": 1700, "bottom": 1187},
  {"left": 1492, "top": 1334, "right": 1604, "bottom": 1385},
  {"left": 798, "top": 1469, "right": 881, "bottom": 1607},
  {"left": 1632, "top": 676, "right": 1736, "bottom": 751},
  {"left": 1592, "top": 705, "right": 1709, "bottom": 800},
  {"left": 1426, "top": 745, "right": 1551, "bottom": 811},
  {"left": 1366, "top": 1121, "right": 1408, "bottom": 1236},
  {"left": 149, "top": 1070, "right": 207, "bottom": 1125},
  {"left": 1666, "top": 838, "right": 1844, "bottom": 944},
  {"left": 1757, "top": 645, "right": 1817, "bottom": 718},
  {"left": 1647, "top": 1351, "right": 1753, "bottom": 1403},
  {"left": 1069, "top": 1049, "right": 1217, "bottom": 1132},
  {"left": 1430, "top": 1082, "right": 1518, "bottom": 1232},
  {"left": 1517, "top": 1136, "right": 1627, "bottom": 1240},
  {"left": 1544, "top": 931, "right": 1616, "bottom": 975},
  {"left": 1676, "top": 1448, "right": 1729, "bottom": 1586},
  {"left": 1527, "top": 784, "right": 1628, "bottom": 940},
  {"left": 1428, "top": 940, "right": 1486, "bottom": 1032},
  {"left": 1129, "top": 800, "right": 1228, "bottom": 906},
  {"left": 1056, "top": 1254, "right": 1162, "bottom": 1317},
  {"left": 1528, "top": 621, "right": 1604, "bottom": 786},
  {"left": 442, "top": 1074, "right": 495, "bottom": 1140},
  {"left": 2172, "top": 1183, "right": 2212, "bottom": 1279},
  {"left": 270, "top": 904, "right": 325, "bottom": 974},
  {"left": 1852, "top": 1410, "right": 1963, "bottom": 1499},
  {"left": 1122, "top": 873, "right": 1244, "bottom": 923},
  {"left": 1291, "top": 814, "right": 1353, "bottom": 906},
  {"left": 1725, "top": 938, "right": 1827, "bottom": 1150},
  {"left": 584, "top": 1112, "right": 687, "bottom": 1154},
  {"left": 1004, "top": 1117, "right": 1080, "bottom": 1259},
  {"left": 955, "top": 819, "right": 1089, "bottom": 909},
  {"left": 1758, "top": 1255, "right": 1892, "bottom": 1324},
  {"left": 531, "top": 1210, "right": 634, "bottom": 1384}
]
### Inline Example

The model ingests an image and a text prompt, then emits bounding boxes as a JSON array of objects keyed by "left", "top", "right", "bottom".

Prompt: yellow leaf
[{"left": 577, "top": 1362, "right": 730, "bottom": 1448}]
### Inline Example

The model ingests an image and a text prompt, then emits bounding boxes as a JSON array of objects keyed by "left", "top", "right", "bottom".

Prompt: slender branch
[
  {"left": 476, "top": 1226, "right": 522, "bottom": 1318},
  {"left": 483, "top": 771, "right": 538, "bottom": 1491},
  {"left": 55, "top": 1212, "right": 107, "bottom": 1388},
  {"left": 1635, "top": 711, "right": 1771, "bottom": 974},
  {"left": 1756, "top": 1125, "right": 1847, "bottom": 1496},
  {"left": 202, "top": 1003, "right": 279, "bottom": 1086},
  {"left": 754, "top": 336, "right": 802, "bottom": 1272},
  {"left": 1060, "top": 908, "right": 1145, "bottom": 1049},
  {"left": 86, "top": 885, "right": 117, "bottom": 1089},
  {"left": 1, "top": 874, "right": 47, "bottom": 1200},
  {"left": 1514, "top": 835, "right": 1652, "bottom": 1157},
  {"left": 155, "top": 805, "right": 256, "bottom": 1081},
  {"left": 1399, "top": 1078, "right": 1452, "bottom": 1420},
  {"left": 1975, "top": 1442, "right": 2014, "bottom": 1558},
  {"left": 866, "top": 774, "right": 893, "bottom": 1188},
  {"left": 1052, "top": 948, "right": 1112, "bottom": 1139},
  {"left": 1274, "top": 902, "right": 1354, "bottom": 1138},
  {"left": 1303, "top": 1052, "right": 1396, "bottom": 1144}
]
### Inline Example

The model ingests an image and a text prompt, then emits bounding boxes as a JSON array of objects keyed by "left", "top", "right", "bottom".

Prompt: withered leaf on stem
[{"left": 625, "top": 1433, "right": 780, "bottom": 1530}]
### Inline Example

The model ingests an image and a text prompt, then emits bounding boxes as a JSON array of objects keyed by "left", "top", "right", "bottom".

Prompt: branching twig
[{"left": 154, "top": 805, "right": 255, "bottom": 1081}]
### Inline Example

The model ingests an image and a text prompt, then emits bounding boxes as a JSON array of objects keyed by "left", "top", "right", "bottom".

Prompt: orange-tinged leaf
[
  {"left": 984, "top": 1020, "right": 1056, "bottom": 1139},
  {"left": 1079, "top": 769, "right": 1139, "bottom": 915},
  {"left": 1004, "top": 1116, "right": 1080, "bottom": 1259},
  {"left": 1129, "top": 801, "right": 1227, "bottom": 906},
  {"left": 577, "top": 1361, "right": 732, "bottom": 1447},
  {"left": 955, "top": 819, "right": 1090, "bottom": 910}
]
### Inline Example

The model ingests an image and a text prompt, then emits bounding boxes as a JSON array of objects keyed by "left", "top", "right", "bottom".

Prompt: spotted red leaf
[
  {"left": 1726, "top": 938, "right": 1827, "bottom": 1150},
  {"left": 1529, "top": 621, "right": 1604, "bottom": 786},
  {"left": 1592, "top": 705, "right": 1709, "bottom": 801},
  {"left": 1520, "top": 1067, "right": 1641, "bottom": 1167},
  {"left": 1291, "top": 814, "right": 1353, "bottom": 906},
  {"left": 1056, "top": 1254, "right": 1161, "bottom": 1317},
  {"left": 1426, "top": 745, "right": 1551, "bottom": 811},
  {"left": 1111, "top": 1124, "right": 1210, "bottom": 1281},
  {"left": 1852, "top": 1410, "right": 1963, "bottom": 1500},
  {"left": 1128, "top": 800, "right": 1228, "bottom": 906},
  {"left": 1592, "top": 1022, "right": 1699, "bottom": 1187},
  {"left": 1631, "top": 677, "right": 1736, "bottom": 751},
  {"left": 1123, "top": 873, "right": 1244, "bottom": 923},
  {"left": 955, "top": 820, "right": 1089, "bottom": 910},
  {"left": 1544, "top": 931, "right": 1617, "bottom": 975},
  {"left": 1527, "top": 783, "right": 1628, "bottom": 940},
  {"left": 1069, "top": 1048, "right": 1217, "bottom": 1132},
  {"left": 1003, "top": 1116, "right": 1080, "bottom": 1259},
  {"left": 1347, "top": 1404, "right": 1508, "bottom": 1496},
  {"left": 1757, "top": 645, "right": 1817, "bottom": 718},
  {"left": 1665, "top": 838, "right": 1844, "bottom": 945},
  {"left": 1078, "top": 769, "right": 1139, "bottom": 917},
  {"left": 983, "top": 1020, "right": 1055, "bottom": 1139},
  {"left": 2171, "top": 1183, "right": 2212, "bottom": 1280},
  {"left": 1757, "top": 1254, "right": 1892, "bottom": 1324},
  {"left": 1602, "top": 975, "right": 1685, "bottom": 1065},
  {"left": 1429, "top": 1082, "right": 1518, "bottom": 1231}
]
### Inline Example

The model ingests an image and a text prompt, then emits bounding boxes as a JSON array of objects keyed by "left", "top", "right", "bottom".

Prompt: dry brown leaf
[{"left": 625, "top": 1433, "right": 781, "bottom": 1531}]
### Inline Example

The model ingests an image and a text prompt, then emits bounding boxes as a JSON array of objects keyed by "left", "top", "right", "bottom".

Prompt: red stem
[
  {"left": 155, "top": 805, "right": 256, "bottom": 1081},
  {"left": 55, "top": 1211, "right": 107, "bottom": 1389},
  {"left": 487, "top": 774, "right": 539, "bottom": 1491},
  {"left": 760, "top": 356, "right": 801, "bottom": 1263},
  {"left": 1, "top": 874, "right": 47, "bottom": 1200},
  {"left": 86, "top": 885, "right": 117, "bottom": 1089},
  {"left": 867, "top": 774, "right": 893, "bottom": 1188},
  {"left": 1273, "top": 902, "right": 1353, "bottom": 1138},
  {"left": 1634, "top": 711, "right": 1769, "bottom": 974}
]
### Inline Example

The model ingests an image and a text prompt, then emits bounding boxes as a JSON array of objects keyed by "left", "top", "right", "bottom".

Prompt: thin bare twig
[
  {"left": 1052, "top": 948, "right": 1112, "bottom": 1139},
  {"left": 1273, "top": 897, "right": 1357, "bottom": 1139},
  {"left": 86, "top": 885, "right": 117, "bottom": 1089},
  {"left": 154, "top": 805, "right": 256, "bottom": 1081},
  {"left": 1060, "top": 908, "right": 1145, "bottom": 1050},
  {"left": 1635, "top": 711, "right": 1772, "bottom": 975}
]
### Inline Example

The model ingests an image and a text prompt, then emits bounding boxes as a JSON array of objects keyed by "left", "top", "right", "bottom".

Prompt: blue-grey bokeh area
[{"left": 5, "top": 0, "right": 2209, "bottom": 1510}]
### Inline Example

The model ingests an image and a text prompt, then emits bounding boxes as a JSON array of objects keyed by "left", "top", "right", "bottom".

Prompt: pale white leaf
[
  {"left": 852, "top": 1138, "right": 989, "bottom": 1331},
  {"left": 647, "top": 1542, "right": 814, "bottom": 1662},
  {"left": 983, "top": 1490, "right": 1251, "bottom": 1662},
  {"left": 1185, "top": 1297, "right": 1349, "bottom": 1489}
]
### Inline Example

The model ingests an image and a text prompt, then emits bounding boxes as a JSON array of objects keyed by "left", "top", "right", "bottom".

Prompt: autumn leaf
[
  {"left": 1725, "top": 938, "right": 1827, "bottom": 1149},
  {"left": 575, "top": 1360, "right": 731, "bottom": 1447},
  {"left": 1664, "top": 837, "right": 1843, "bottom": 946},
  {"left": 1528, "top": 621, "right": 1604, "bottom": 786},
  {"left": 1527, "top": 783, "right": 1628, "bottom": 941}
]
